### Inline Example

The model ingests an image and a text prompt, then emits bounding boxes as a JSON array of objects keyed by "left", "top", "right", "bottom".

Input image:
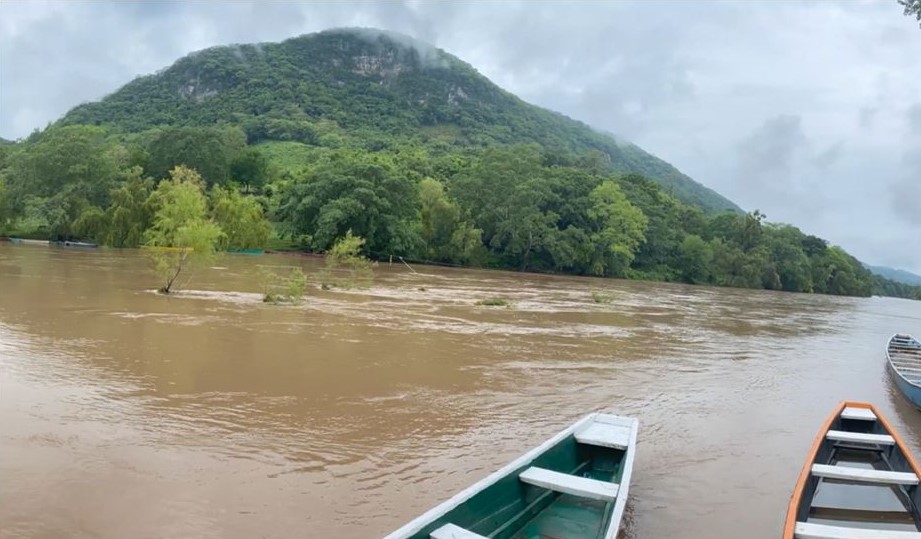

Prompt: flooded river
[{"left": 1, "top": 243, "right": 920, "bottom": 538}]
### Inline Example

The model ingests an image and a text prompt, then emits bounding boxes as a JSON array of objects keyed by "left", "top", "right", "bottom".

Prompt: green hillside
[
  {"left": 869, "top": 265, "right": 921, "bottom": 287},
  {"left": 3, "top": 29, "right": 918, "bottom": 300},
  {"left": 60, "top": 28, "right": 739, "bottom": 214}
]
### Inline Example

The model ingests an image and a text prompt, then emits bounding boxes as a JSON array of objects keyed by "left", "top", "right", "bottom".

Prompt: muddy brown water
[{"left": 1, "top": 244, "right": 920, "bottom": 538}]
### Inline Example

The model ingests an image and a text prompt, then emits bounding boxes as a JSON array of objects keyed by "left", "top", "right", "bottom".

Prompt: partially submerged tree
[
  {"left": 260, "top": 265, "right": 307, "bottom": 304},
  {"left": 319, "top": 230, "right": 374, "bottom": 289},
  {"left": 144, "top": 166, "right": 223, "bottom": 294}
]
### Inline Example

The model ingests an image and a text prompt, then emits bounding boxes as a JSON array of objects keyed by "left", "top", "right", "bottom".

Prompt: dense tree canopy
[
  {"left": 58, "top": 29, "right": 740, "bottom": 213},
  {"left": 274, "top": 150, "right": 420, "bottom": 254},
  {"left": 146, "top": 126, "right": 246, "bottom": 187},
  {"left": 0, "top": 27, "right": 917, "bottom": 301},
  {"left": 1, "top": 121, "right": 917, "bottom": 301}
]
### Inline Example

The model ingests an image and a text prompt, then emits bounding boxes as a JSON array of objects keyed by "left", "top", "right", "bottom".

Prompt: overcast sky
[{"left": 1, "top": 0, "right": 920, "bottom": 273}]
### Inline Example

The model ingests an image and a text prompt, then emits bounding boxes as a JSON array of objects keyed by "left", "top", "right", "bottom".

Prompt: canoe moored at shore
[
  {"left": 888, "top": 334, "right": 921, "bottom": 409},
  {"left": 9, "top": 238, "right": 49, "bottom": 246},
  {"left": 783, "top": 401, "right": 921, "bottom": 538},
  {"left": 383, "top": 412, "right": 638, "bottom": 539},
  {"left": 50, "top": 240, "right": 98, "bottom": 248}
]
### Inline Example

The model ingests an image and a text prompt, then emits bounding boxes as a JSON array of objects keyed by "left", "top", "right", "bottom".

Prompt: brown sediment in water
[{"left": 1, "top": 243, "right": 920, "bottom": 538}]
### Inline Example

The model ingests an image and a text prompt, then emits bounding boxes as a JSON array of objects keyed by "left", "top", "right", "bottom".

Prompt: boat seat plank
[
  {"left": 841, "top": 407, "right": 877, "bottom": 421},
  {"left": 794, "top": 521, "right": 921, "bottom": 538},
  {"left": 826, "top": 430, "right": 895, "bottom": 445},
  {"left": 811, "top": 464, "right": 919, "bottom": 485},
  {"left": 430, "top": 524, "right": 489, "bottom": 539},
  {"left": 519, "top": 466, "right": 619, "bottom": 501},
  {"left": 575, "top": 422, "right": 631, "bottom": 450}
]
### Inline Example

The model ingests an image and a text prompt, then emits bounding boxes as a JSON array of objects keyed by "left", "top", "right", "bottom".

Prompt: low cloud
[
  {"left": 889, "top": 104, "right": 921, "bottom": 226},
  {"left": 735, "top": 114, "right": 807, "bottom": 187}
]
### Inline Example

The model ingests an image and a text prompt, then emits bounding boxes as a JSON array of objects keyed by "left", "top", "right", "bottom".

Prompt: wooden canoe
[
  {"left": 783, "top": 401, "right": 921, "bottom": 538},
  {"left": 383, "top": 412, "right": 638, "bottom": 539},
  {"left": 888, "top": 334, "right": 921, "bottom": 410}
]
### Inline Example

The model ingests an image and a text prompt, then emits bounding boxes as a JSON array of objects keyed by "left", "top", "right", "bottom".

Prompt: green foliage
[
  {"left": 452, "top": 147, "right": 562, "bottom": 271},
  {"left": 56, "top": 29, "right": 739, "bottom": 213},
  {"left": 418, "top": 177, "right": 483, "bottom": 265},
  {"left": 591, "top": 291, "right": 615, "bottom": 304},
  {"left": 476, "top": 297, "right": 511, "bottom": 307},
  {"left": 869, "top": 265, "right": 921, "bottom": 286},
  {"left": 6, "top": 125, "right": 121, "bottom": 203},
  {"left": 5, "top": 31, "right": 917, "bottom": 302},
  {"left": 319, "top": 231, "right": 374, "bottom": 289},
  {"left": 72, "top": 206, "right": 108, "bottom": 244},
  {"left": 586, "top": 180, "right": 647, "bottom": 277},
  {"left": 105, "top": 167, "right": 153, "bottom": 247},
  {"left": 147, "top": 126, "right": 245, "bottom": 187},
  {"left": 260, "top": 265, "right": 306, "bottom": 304},
  {"left": 677, "top": 235, "right": 713, "bottom": 284},
  {"left": 210, "top": 185, "right": 271, "bottom": 250},
  {"left": 4, "top": 125, "right": 124, "bottom": 239},
  {"left": 230, "top": 148, "right": 270, "bottom": 191},
  {"left": 275, "top": 150, "right": 419, "bottom": 255},
  {"left": 144, "top": 166, "right": 223, "bottom": 293},
  {"left": 0, "top": 177, "right": 13, "bottom": 233},
  {"left": 873, "top": 274, "right": 921, "bottom": 300}
]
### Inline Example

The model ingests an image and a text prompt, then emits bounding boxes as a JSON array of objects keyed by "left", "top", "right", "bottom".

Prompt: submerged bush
[{"left": 260, "top": 265, "right": 306, "bottom": 304}]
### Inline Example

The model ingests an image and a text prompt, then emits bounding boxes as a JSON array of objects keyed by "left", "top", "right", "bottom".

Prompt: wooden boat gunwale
[
  {"left": 782, "top": 401, "right": 921, "bottom": 539},
  {"left": 888, "top": 334, "right": 921, "bottom": 390},
  {"left": 383, "top": 412, "right": 638, "bottom": 539}
]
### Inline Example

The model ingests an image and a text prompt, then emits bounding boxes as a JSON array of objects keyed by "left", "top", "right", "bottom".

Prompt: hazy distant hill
[
  {"left": 869, "top": 265, "right": 921, "bottom": 286},
  {"left": 59, "top": 28, "right": 741, "bottom": 213}
]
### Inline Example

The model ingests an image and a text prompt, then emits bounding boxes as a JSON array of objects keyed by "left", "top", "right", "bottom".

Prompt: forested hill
[
  {"left": 868, "top": 265, "right": 921, "bottom": 287},
  {"left": 58, "top": 28, "right": 739, "bottom": 214},
  {"left": 2, "top": 29, "right": 918, "bottom": 301}
]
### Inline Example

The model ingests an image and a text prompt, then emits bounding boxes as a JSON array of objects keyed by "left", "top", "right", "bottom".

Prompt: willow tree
[{"left": 144, "top": 166, "right": 223, "bottom": 294}]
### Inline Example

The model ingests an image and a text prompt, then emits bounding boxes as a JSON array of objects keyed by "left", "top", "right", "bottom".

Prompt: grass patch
[
  {"left": 476, "top": 297, "right": 511, "bottom": 307},
  {"left": 254, "top": 141, "right": 322, "bottom": 175},
  {"left": 591, "top": 291, "right": 615, "bottom": 304},
  {"left": 264, "top": 227, "right": 302, "bottom": 251}
]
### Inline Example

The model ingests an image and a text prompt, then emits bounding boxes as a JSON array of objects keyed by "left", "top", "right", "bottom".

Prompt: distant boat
[
  {"left": 9, "top": 238, "right": 49, "bottom": 246},
  {"left": 227, "top": 248, "right": 264, "bottom": 255},
  {"left": 887, "top": 333, "right": 921, "bottom": 409},
  {"left": 51, "top": 240, "right": 98, "bottom": 248},
  {"left": 783, "top": 401, "right": 921, "bottom": 538},
  {"left": 383, "top": 412, "right": 638, "bottom": 539}
]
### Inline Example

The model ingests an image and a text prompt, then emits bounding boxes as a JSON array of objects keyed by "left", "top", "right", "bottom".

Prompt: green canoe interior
[
  {"left": 405, "top": 434, "right": 626, "bottom": 539},
  {"left": 798, "top": 415, "right": 921, "bottom": 532}
]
